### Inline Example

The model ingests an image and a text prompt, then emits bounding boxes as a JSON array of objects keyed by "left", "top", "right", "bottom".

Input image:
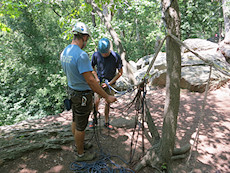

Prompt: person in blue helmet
[
  {"left": 60, "top": 23, "right": 117, "bottom": 161},
  {"left": 90, "top": 38, "right": 123, "bottom": 130}
]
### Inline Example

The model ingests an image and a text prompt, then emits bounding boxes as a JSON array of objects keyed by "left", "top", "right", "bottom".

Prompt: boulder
[
  {"left": 118, "top": 38, "right": 230, "bottom": 93},
  {"left": 181, "top": 38, "right": 218, "bottom": 53}
]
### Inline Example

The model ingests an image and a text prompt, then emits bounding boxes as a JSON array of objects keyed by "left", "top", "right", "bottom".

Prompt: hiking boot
[
  {"left": 104, "top": 122, "right": 113, "bottom": 130},
  {"left": 75, "top": 152, "right": 96, "bottom": 161},
  {"left": 74, "top": 142, "right": 93, "bottom": 152}
]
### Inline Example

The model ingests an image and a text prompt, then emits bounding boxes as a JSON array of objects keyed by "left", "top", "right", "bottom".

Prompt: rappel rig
[{"left": 70, "top": 33, "right": 230, "bottom": 172}]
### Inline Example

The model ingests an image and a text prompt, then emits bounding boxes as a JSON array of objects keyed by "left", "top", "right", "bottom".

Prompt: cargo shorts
[{"left": 70, "top": 90, "right": 93, "bottom": 131}]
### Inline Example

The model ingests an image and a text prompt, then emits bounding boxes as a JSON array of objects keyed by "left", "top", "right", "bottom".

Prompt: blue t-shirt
[
  {"left": 91, "top": 51, "right": 123, "bottom": 82},
  {"left": 60, "top": 44, "right": 93, "bottom": 91}
]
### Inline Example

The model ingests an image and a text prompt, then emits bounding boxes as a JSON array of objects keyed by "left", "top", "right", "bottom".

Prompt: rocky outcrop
[
  {"left": 117, "top": 39, "right": 230, "bottom": 93},
  {"left": 0, "top": 113, "right": 73, "bottom": 166}
]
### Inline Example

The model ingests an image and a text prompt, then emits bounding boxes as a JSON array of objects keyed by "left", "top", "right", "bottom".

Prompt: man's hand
[
  {"left": 105, "top": 95, "right": 117, "bottom": 104},
  {"left": 101, "top": 82, "right": 107, "bottom": 88},
  {"left": 83, "top": 71, "right": 116, "bottom": 102}
]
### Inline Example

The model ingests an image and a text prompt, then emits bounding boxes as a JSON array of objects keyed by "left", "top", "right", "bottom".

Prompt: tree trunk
[
  {"left": 160, "top": 0, "right": 181, "bottom": 171},
  {"left": 218, "top": 0, "right": 230, "bottom": 63},
  {"left": 91, "top": 9, "right": 96, "bottom": 27},
  {"left": 135, "top": 0, "right": 182, "bottom": 172},
  {"left": 85, "top": 0, "right": 137, "bottom": 84},
  {"left": 223, "top": 0, "right": 230, "bottom": 42}
]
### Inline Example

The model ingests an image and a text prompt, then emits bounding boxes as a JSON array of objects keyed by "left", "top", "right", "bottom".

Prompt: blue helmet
[{"left": 98, "top": 38, "right": 110, "bottom": 53}]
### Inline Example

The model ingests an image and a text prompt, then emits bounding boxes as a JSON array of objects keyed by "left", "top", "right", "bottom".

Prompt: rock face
[
  {"left": 218, "top": 40, "right": 230, "bottom": 64},
  {"left": 0, "top": 113, "right": 73, "bottom": 166},
  {"left": 117, "top": 39, "right": 230, "bottom": 93},
  {"left": 182, "top": 38, "right": 218, "bottom": 52}
]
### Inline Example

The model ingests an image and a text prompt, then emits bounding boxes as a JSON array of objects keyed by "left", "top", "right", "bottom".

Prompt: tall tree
[
  {"left": 85, "top": 0, "right": 137, "bottom": 84},
  {"left": 218, "top": 0, "right": 230, "bottom": 63},
  {"left": 160, "top": 0, "right": 181, "bottom": 171},
  {"left": 0, "top": 0, "right": 69, "bottom": 125},
  {"left": 135, "top": 0, "right": 182, "bottom": 172}
]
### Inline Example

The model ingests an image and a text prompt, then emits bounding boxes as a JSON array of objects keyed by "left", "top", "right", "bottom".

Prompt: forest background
[{"left": 0, "top": 0, "right": 224, "bottom": 126}]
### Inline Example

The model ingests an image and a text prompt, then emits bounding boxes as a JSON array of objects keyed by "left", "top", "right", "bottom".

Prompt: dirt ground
[{"left": 0, "top": 82, "right": 229, "bottom": 173}]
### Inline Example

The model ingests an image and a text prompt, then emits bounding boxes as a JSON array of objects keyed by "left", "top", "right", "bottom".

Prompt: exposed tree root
[
  {"left": 135, "top": 149, "right": 160, "bottom": 172},
  {"left": 173, "top": 143, "right": 191, "bottom": 156},
  {"left": 134, "top": 143, "right": 191, "bottom": 172}
]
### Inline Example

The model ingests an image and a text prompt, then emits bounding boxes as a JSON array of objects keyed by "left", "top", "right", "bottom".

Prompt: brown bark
[
  {"left": 91, "top": 9, "right": 96, "bottom": 27},
  {"left": 160, "top": 0, "right": 181, "bottom": 171},
  {"left": 135, "top": 0, "right": 182, "bottom": 171}
]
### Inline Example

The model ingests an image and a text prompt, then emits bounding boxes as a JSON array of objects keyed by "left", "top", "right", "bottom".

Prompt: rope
[
  {"left": 70, "top": 153, "right": 135, "bottom": 173},
  {"left": 129, "top": 113, "right": 142, "bottom": 163},
  {"left": 186, "top": 65, "right": 213, "bottom": 167},
  {"left": 104, "top": 79, "right": 136, "bottom": 98},
  {"left": 129, "top": 82, "right": 147, "bottom": 163}
]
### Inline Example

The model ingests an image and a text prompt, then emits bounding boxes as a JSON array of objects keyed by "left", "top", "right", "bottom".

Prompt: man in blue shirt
[
  {"left": 91, "top": 38, "right": 123, "bottom": 130},
  {"left": 60, "top": 22, "right": 116, "bottom": 161}
]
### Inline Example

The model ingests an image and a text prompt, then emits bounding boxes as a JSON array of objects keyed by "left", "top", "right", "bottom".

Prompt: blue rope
[
  {"left": 70, "top": 152, "right": 135, "bottom": 173},
  {"left": 104, "top": 79, "right": 135, "bottom": 98},
  {"left": 70, "top": 119, "right": 135, "bottom": 173}
]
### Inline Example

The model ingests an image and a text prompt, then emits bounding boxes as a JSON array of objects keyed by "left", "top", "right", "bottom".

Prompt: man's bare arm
[{"left": 92, "top": 66, "right": 100, "bottom": 83}]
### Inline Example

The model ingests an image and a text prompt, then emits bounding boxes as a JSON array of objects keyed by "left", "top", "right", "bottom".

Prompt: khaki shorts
[
  {"left": 95, "top": 84, "right": 115, "bottom": 100},
  {"left": 71, "top": 90, "right": 93, "bottom": 131}
]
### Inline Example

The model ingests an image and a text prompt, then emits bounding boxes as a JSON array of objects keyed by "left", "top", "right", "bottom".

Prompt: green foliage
[
  {"left": 0, "top": 0, "right": 68, "bottom": 125},
  {"left": 0, "top": 35, "right": 67, "bottom": 125},
  {"left": 161, "top": 162, "right": 167, "bottom": 170},
  {"left": 0, "top": 0, "right": 26, "bottom": 19},
  {"left": 89, "top": 0, "right": 164, "bottom": 61},
  {"left": 179, "top": 0, "right": 223, "bottom": 40},
  {"left": 118, "top": 0, "right": 164, "bottom": 60}
]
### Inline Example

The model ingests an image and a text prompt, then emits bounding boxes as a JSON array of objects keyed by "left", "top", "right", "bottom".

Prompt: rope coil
[{"left": 70, "top": 153, "right": 135, "bottom": 173}]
